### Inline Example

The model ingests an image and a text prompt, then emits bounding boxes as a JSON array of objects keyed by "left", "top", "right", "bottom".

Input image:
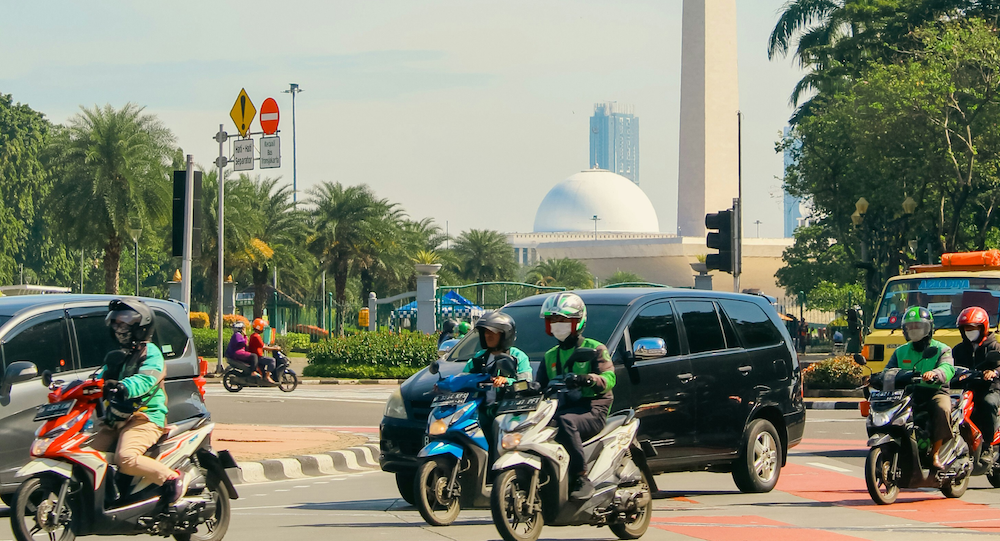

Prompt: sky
[{"left": 1, "top": 0, "right": 805, "bottom": 239}]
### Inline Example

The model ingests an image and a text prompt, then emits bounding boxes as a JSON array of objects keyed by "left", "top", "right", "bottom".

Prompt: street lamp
[
  {"left": 129, "top": 221, "right": 142, "bottom": 296},
  {"left": 902, "top": 196, "right": 917, "bottom": 215},
  {"left": 283, "top": 83, "right": 303, "bottom": 205},
  {"left": 591, "top": 215, "right": 600, "bottom": 241}
]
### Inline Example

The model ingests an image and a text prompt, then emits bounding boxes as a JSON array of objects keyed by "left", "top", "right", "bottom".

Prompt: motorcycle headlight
[
  {"left": 505, "top": 416, "right": 538, "bottom": 433},
  {"left": 384, "top": 389, "right": 408, "bottom": 420},
  {"left": 501, "top": 433, "right": 522, "bottom": 450},
  {"left": 429, "top": 419, "right": 449, "bottom": 436},
  {"left": 869, "top": 404, "right": 905, "bottom": 427},
  {"left": 30, "top": 437, "right": 57, "bottom": 457}
]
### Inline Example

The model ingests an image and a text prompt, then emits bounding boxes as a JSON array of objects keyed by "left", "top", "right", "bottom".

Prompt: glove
[
  {"left": 103, "top": 380, "right": 126, "bottom": 400},
  {"left": 564, "top": 373, "right": 584, "bottom": 389}
]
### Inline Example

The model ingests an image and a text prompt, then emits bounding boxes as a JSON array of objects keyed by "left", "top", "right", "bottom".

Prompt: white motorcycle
[{"left": 489, "top": 376, "right": 656, "bottom": 541}]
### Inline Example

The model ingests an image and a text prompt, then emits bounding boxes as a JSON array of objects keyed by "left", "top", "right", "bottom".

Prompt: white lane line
[
  {"left": 274, "top": 489, "right": 289, "bottom": 492},
  {"left": 314, "top": 481, "right": 328, "bottom": 484},
  {"left": 807, "top": 461, "right": 852, "bottom": 473},
  {"left": 293, "top": 485, "right": 309, "bottom": 488}
]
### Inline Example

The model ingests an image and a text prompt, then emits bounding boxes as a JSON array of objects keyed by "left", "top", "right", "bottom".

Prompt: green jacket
[
  {"left": 463, "top": 347, "right": 532, "bottom": 384},
  {"left": 885, "top": 339, "right": 955, "bottom": 391},
  {"left": 97, "top": 343, "right": 168, "bottom": 427},
  {"left": 536, "top": 337, "right": 615, "bottom": 402}
]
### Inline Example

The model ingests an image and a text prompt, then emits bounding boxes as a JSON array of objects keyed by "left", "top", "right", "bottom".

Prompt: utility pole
[
  {"left": 181, "top": 155, "right": 194, "bottom": 306},
  {"left": 214, "top": 126, "right": 229, "bottom": 373},
  {"left": 592, "top": 215, "right": 600, "bottom": 241},
  {"left": 754, "top": 220, "right": 762, "bottom": 238},
  {"left": 283, "top": 83, "right": 303, "bottom": 205}
]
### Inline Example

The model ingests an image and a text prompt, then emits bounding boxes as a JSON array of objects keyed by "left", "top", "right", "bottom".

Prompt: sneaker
[
  {"left": 162, "top": 470, "right": 190, "bottom": 504},
  {"left": 569, "top": 476, "right": 594, "bottom": 500}
]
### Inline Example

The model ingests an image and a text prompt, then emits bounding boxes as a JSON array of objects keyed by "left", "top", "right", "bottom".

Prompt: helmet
[
  {"left": 958, "top": 306, "right": 989, "bottom": 341},
  {"left": 442, "top": 319, "right": 458, "bottom": 334},
  {"left": 475, "top": 311, "right": 516, "bottom": 351},
  {"left": 105, "top": 298, "right": 154, "bottom": 349},
  {"left": 901, "top": 306, "right": 934, "bottom": 343},
  {"left": 456, "top": 321, "right": 471, "bottom": 335},
  {"left": 540, "top": 292, "right": 587, "bottom": 333},
  {"left": 232, "top": 320, "right": 246, "bottom": 333},
  {"left": 252, "top": 318, "right": 267, "bottom": 333}
]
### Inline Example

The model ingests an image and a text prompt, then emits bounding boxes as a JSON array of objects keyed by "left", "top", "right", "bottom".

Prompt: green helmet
[
  {"left": 540, "top": 292, "right": 587, "bottom": 332},
  {"left": 902, "top": 306, "right": 933, "bottom": 343},
  {"left": 456, "top": 321, "right": 471, "bottom": 335}
]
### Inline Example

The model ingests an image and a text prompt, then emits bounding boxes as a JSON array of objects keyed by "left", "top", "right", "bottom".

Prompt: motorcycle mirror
[
  {"left": 496, "top": 354, "right": 517, "bottom": 378},
  {"left": 41, "top": 370, "right": 53, "bottom": 388},
  {"left": 428, "top": 361, "right": 440, "bottom": 375},
  {"left": 852, "top": 354, "right": 867, "bottom": 366}
]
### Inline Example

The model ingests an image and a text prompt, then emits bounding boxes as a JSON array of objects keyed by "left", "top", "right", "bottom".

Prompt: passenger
[
  {"left": 535, "top": 292, "right": 615, "bottom": 500},
  {"left": 884, "top": 306, "right": 955, "bottom": 469},
  {"left": 953, "top": 307, "right": 1000, "bottom": 444},
  {"left": 91, "top": 299, "right": 188, "bottom": 503}
]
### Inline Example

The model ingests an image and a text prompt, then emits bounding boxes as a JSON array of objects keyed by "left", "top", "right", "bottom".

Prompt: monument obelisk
[{"left": 676, "top": 0, "right": 740, "bottom": 237}]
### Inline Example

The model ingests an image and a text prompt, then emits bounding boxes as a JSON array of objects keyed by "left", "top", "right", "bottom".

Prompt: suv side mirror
[
  {"left": 1, "top": 361, "right": 38, "bottom": 400},
  {"left": 428, "top": 360, "right": 441, "bottom": 375},
  {"left": 633, "top": 338, "right": 667, "bottom": 360}
]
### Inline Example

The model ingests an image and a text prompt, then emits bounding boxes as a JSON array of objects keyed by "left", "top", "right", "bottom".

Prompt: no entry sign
[{"left": 260, "top": 98, "right": 280, "bottom": 135}]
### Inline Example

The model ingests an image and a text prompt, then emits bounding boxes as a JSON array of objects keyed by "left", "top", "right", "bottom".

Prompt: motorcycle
[
  {"left": 863, "top": 367, "right": 972, "bottom": 504},
  {"left": 222, "top": 349, "right": 298, "bottom": 393},
  {"left": 10, "top": 369, "right": 240, "bottom": 541},
  {"left": 952, "top": 368, "right": 1000, "bottom": 486},
  {"left": 413, "top": 357, "right": 512, "bottom": 526},
  {"left": 489, "top": 375, "right": 657, "bottom": 541}
]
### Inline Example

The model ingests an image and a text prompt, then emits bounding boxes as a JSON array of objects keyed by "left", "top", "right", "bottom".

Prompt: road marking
[
  {"left": 293, "top": 485, "right": 309, "bottom": 488},
  {"left": 274, "top": 489, "right": 289, "bottom": 492},
  {"left": 806, "top": 462, "right": 852, "bottom": 473}
]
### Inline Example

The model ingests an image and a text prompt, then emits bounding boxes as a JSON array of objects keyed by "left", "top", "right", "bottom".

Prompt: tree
[
  {"left": 604, "top": 269, "right": 645, "bottom": 286},
  {"left": 775, "top": 224, "right": 861, "bottom": 296},
  {"left": 807, "top": 280, "right": 865, "bottom": 313},
  {"left": 47, "top": 103, "right": 175, "bottom": 294},
  {"left": 527, "top": 258, "right": 593, "bottom": 289},
  {"left": 451, "top": 229, "right": 517, "bottom": 305}
]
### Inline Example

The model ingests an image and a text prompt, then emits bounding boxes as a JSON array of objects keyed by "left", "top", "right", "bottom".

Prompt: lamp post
[
  {"left": 591, "top": 215, "right": 600, "bottom": 241},
  {"left": 129, "top": 221, "right": 142, "bottom": 296},
  {"left": 283, "top": 83, "right": 303, "bottom": 205}
]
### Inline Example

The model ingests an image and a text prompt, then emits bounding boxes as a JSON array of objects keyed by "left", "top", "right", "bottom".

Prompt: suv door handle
[
  {"left": 738, "top": 365, "right": 753, "bottom": 373},
  {"left": 677, "top": 373, "right": 694, "bottom": 382}
]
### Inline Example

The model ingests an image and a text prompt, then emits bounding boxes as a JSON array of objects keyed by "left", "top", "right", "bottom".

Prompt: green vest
[
  {"left": 892, "top": 339, "right": 954, "bottom": 390},
  {"left": 543, "top": 338, "right": 610, "bottom": 399}
]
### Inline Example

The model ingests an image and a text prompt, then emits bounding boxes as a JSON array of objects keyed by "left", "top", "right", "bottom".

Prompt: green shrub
[
  {"left": 192, "top": 328, "right": 233, "bottom": 357},
  {"left": 802, "top": 355, "right": 865, "bottom": 389},
  {"left": 302, "top": 363, "right": 421, "bottom": 379},
  {"left": 308, "top": 329, "right": 438, "bottom": 368},
  {"left": 189, "top": 312, "right": 210, "bottom": 329},
  {"left": 275, "top": 332, "right": 311, "bottom": 353}
]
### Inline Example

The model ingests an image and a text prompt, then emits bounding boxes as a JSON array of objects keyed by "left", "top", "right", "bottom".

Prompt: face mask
[
  {"left": 906, "top": 325, "right": 929, "bottom": 343},
  {"left": 550, "top": 322, "right": 573, "bottom": 342},
  {"left": 965, "top": 329, "right": 982, "bottom": 343}
]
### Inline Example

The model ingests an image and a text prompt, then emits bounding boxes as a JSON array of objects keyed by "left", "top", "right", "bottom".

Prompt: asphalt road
[
  {"left": 203, "top": 384, "right": 393, "bottom": 427},
  {"left": 5, "top": 410, "right": 1000, "bottom": 540}
]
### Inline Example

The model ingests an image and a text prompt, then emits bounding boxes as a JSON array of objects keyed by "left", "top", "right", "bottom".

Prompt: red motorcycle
[
  {"left": 9, "top": 368, "right": 239, "bottom": 541},
  {"left": 955, "top": 369, "right": 1000, "bottom": 486}
]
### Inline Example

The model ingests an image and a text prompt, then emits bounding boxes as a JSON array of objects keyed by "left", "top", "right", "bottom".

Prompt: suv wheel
[
  {"left": 395, "top": 472, "right": 416, "bottom": 505},
  {"left": 732, "top": 418, "right": 782, "bottom": 493}
]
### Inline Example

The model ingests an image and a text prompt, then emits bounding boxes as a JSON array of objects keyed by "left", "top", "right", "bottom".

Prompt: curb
[
  {"left": 226, "top": 443, "right": 381, "bottom": 485},
  {"left": 805, "top": 401, "right": 861, "bottom": 410}
]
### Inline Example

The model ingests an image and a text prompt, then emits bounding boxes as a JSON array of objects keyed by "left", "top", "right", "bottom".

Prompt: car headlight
[
  {"left": 501, "top": 433, "right": 522, "bottom": 450},
  {"left": 384, "top": 389, "right": 407, "bottom": 420}
]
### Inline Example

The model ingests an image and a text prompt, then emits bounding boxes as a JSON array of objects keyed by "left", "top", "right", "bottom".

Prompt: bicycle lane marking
[
  {"left": 777, "top": 462, "right": 1000, "bottom": 533},
  {"left": 652, "top": 515, "right": 870, "bottom": 541}
]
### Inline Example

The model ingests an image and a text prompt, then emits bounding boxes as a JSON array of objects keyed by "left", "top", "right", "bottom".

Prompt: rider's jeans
[{"left": 90, "top": 414, "right": 177, "bottom": 486}]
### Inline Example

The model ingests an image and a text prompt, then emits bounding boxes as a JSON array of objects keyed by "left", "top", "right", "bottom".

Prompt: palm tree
[
  {"left": 451, "top": 229, "right": 517, "bottom": 304},
  {"left": 47, "top": 103, "right": 175, "bottom": 293},
  {"left": 307, "top": 181, "right": 397, "bottom": 334},
  {"left": 604, "top": 269, "right": 645, "bottom": 286},
  {"left": 527, "top": 258, "right": 593, "bottom": 289}
]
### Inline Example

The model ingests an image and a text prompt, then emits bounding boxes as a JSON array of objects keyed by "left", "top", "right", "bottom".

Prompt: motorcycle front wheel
[
  {"left": 865, "top": 446, "right": 899, "bottom": 505},
  {"left": 491, "top": 469, "right": 544, "bottom": 541},
  {"left": 11, "top": 476, "right": 75, "bottom": 541},
  {"left": 415, "top": 459, "right": 461, "bottom": 526},
  {"left": 222, "top": 371, "right": 243, "bottom": 393},
  {"left": 278, "top": 370, "right": 298, "bottom": 393},
  {"left": 173, "top": 477, "right": 231, "bottom": 541}
]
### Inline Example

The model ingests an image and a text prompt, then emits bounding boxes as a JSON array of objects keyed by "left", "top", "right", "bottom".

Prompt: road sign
[
  {"left": 230, "top": 88, "right": 256, "bottom": 138},
  {"left": 260, "top": 136, "right": 280, "bottom": 169},
  {"left": 260, "top": 98, "right": 280, "bottom": 135},
  {"left": 234, "top": 139, "right": 254, "bottom": 171}
]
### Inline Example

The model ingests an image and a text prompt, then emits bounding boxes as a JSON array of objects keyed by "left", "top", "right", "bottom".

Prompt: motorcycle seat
[
  {"left": 226, "top": 358, "right": 252, "bottom": 372},
  {"left": 145, "top": 416, "right": 208, "bottom": 458},
  {"left": 583, "top": 413, "right": 629, "bottom": 447}
]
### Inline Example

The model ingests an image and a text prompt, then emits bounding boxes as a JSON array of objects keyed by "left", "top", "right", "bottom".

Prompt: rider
[
  {"left": 91, "top": 299, "right": 188, "bottom": 503},
  {"left": 438, "top": 319, "right": 458, "bottom": 347},
  {"left": 952, "top": 306, "right": 1000, "bottom": 444},
  {"left": 249, "top": 318, "right": 281, "bottom": 384},
  {"left": 535, "top": 292, "right": 615, "bottom": 500},
  {"left": 461, "top": 311, "right": 532, "bottom": 455},
  {"left": 224, "top": 321, "right": 259, "bottom": 376},
  {"left": 884, "top": 306, "right": 956, "bottom": 469},
  {"left": 454, "top": 321, "right": 471, "bottom": 340}
]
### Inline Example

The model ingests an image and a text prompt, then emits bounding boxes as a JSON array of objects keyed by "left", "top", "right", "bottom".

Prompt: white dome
[{"left": 533, "top": 170, "right": 659, "bottom": 233}]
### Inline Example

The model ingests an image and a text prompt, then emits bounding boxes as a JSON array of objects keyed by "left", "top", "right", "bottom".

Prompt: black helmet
[
  {"left": 442, "top": 319, "right": 458, "bottom": 334},
  {"left": 105, "top": 298, "right": 155, "bottom": 349},
  {"left": 475, "top": 311, "right": 516, "bottom": 352}
]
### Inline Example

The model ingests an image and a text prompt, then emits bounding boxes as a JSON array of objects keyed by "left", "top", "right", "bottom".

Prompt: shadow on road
[
  {"left": 653, "top": 490, "right": 739, "bottom": 499},
  {"left": 790, "top": 449, "right": 867, "bottom": 459},
  {"left": 292, "top": 498, "right": 404, "bottom": 512}
]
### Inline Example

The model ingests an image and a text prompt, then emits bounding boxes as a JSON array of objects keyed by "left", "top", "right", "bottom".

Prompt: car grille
[{"left": 410, "top": 400, "right": 432, "bottom": 422}]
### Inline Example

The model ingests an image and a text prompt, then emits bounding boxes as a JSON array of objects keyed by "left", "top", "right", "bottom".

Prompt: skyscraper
[
  {"left": 782, "top": 127, "right": 810, "bottom": 237},
  {"left": 590, "top": 102, "right": 639, "bottom": 185}
]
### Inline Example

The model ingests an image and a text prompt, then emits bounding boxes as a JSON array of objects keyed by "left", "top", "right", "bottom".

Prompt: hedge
[
  {"left": 307, "top": 329, "right": 438, "bottom": 369},
  {"left": 802, "top": 355, "right": 865, "bottom": 389},
  {"left": 275, "top": 332, "right": 311, "bottom": 353},
  {"left": 302, "top": 363, "right": 421, "bottom": 379},
  {"left": 189, "top": 312, "right": 210, "bottom": 329},
  {"left": 191, "top": 327, "right": 233, "bottom": 357}
]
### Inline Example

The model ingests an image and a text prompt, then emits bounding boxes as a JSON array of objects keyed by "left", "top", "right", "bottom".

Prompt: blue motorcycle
[{"left": 414, "top": 357, "right": 515, "bottom": 526}]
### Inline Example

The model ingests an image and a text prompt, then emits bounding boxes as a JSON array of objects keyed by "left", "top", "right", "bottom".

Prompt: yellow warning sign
[{"left": 229, "top": 88, "right": 256, "bottom": 138}]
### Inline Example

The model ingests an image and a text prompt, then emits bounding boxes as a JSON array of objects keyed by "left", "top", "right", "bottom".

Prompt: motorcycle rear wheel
[
  {"left": 865, "top": 446, "right": 899, "bottom": 505},
  {"left": 11, "top": 476, "right": 75, "bottom": 541},
  {"left": 173, "top": 477, "right": 231, "bottom": 541},
  {"left": 278, "top": 370, "right": 298, "bottom": 393},
  {"left": 988, "top": 468, "right": 1000, "bottom": 488},
  {"left": 491, "top": 469, "right": 544, "bottom": 541},
  {"left": 942, "top": 473, "right": 969, "bottom": 498},
  {"left": 609, "top": 466, "right": 652, "bottom": 540},
  {"left": 222, "top": 371, "right": 243, "bottom": 393},
  {"left": 415, "top": 459, "right": 461, "bottom": 526}
]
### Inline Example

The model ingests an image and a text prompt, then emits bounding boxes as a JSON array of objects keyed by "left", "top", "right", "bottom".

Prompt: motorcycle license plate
[
  {"left": 869, "top": 390, "right": 904, "bottom": 402},
  {"left": 431, "top": 392, "right": 469, "bottom": 407},
  {"left": 34, "top": 400, "right": 75, "bottom": 421},
  {"left": 497, "top": 395, "right": 542, "bottom": 414}
]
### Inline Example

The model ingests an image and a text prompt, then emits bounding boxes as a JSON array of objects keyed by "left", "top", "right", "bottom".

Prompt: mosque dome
[{"left": 533, "top": 170, "right": 660, "bottom": 233}]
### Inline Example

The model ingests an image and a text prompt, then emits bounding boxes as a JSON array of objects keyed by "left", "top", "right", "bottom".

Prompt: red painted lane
[
  {"left": 651, "top": 515, "right": 868, "bottom": 541},
  {"left": 777, "top": 462, "right": 1000, "bottom": 532}
]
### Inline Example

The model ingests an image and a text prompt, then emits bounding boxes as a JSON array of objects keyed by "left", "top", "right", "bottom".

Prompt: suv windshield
[
  {"left": 874, "top": 277, "right": 1000, "bottom": 329},
  {"left": 446, "top": 303, "right": 628, "bottom": 363}
]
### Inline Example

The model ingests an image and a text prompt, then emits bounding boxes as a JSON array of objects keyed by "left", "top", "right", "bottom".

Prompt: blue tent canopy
[{"left": 392, "top": 291, "right": 485, "bottom": 318}]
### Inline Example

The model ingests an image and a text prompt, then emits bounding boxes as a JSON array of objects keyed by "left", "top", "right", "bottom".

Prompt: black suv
[
  {"left": 380, "top": 288, "right": 805, "bottom": 501},
  {"left": 0, "top": 295, "right": 209, "bottom": 503}
]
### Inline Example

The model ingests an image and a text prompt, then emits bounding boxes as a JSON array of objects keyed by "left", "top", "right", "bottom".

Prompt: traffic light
[{"left": 705, "top": 209, "right": 734, "bottom": 273}]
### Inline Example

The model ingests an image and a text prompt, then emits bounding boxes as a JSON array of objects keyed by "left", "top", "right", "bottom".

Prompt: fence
[{"left": 774, "top": 295, "right": 840, "bottom": 327}]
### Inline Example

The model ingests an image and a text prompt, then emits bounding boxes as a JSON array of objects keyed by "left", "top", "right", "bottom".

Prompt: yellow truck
[{"left": 863, "top": 252, "right": 1000, "bottom": 372}]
